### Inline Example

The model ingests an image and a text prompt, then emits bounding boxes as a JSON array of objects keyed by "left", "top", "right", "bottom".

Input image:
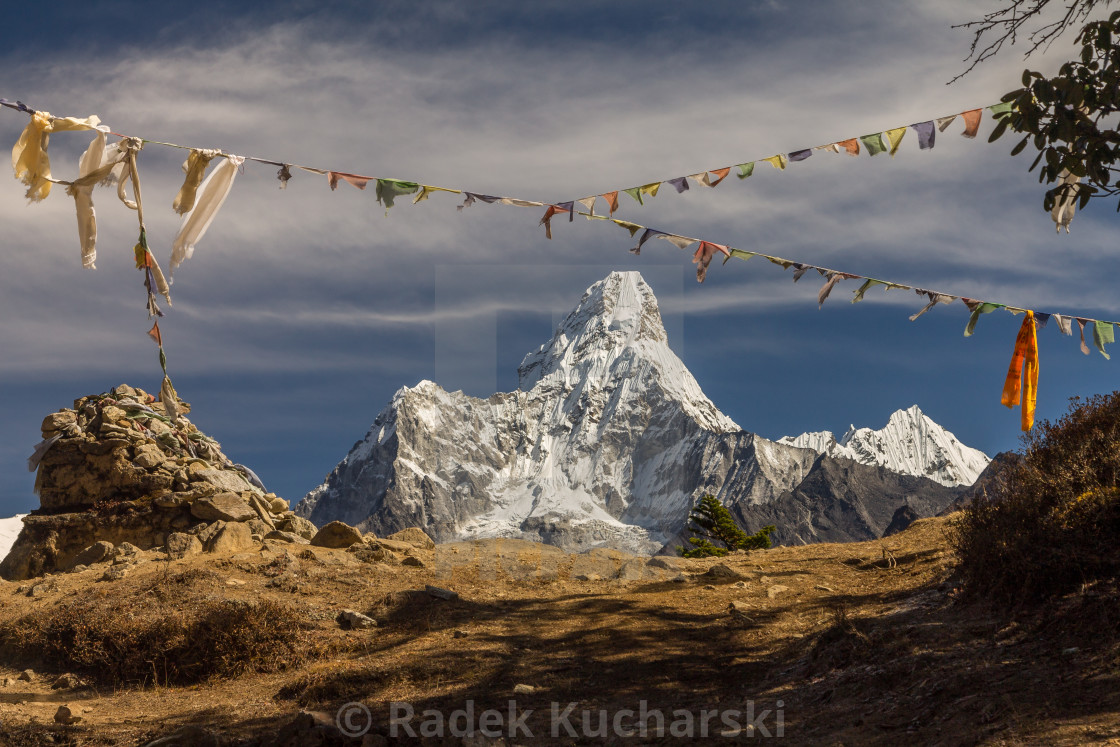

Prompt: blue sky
[{"left": 1, "top": 1, "right": 1117, "bottom": 517}]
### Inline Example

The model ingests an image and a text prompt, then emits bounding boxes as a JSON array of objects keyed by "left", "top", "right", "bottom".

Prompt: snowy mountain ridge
[
  {"left": 299, "top": 271, "right": 812, "bottom": 552},
  {"left": 778, "top": 405, "right": 989, "bottom": 487},
  {"left": 299, "top": 271, "right": 975, "bottom": 551}
]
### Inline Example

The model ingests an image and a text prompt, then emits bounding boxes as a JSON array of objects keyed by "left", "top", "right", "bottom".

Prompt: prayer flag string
[
  {"left": 580, "top": 209, "right": 1116, "bottom": 430},
  {"left": 0, "top": 96, "right": 1092, "bottom": 431},
  {"left": 1, "top": 97, "right": 1014, "bottom": 228}
]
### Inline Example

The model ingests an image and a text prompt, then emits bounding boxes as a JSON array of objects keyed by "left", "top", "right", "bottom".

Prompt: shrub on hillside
[
  {"left": 950, "top": 392, "right": 1120, "bottom": 602},
  {"left": 0, "top": 571, "right": 329, "bottom": 686},
  {"left": 678, "top": 494, "right": 775, "bottom": 558}
]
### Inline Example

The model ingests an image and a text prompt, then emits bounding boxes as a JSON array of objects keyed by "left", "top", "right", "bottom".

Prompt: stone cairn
[{"left": 0, "top": 384, "right": 316, "bottom": 580}]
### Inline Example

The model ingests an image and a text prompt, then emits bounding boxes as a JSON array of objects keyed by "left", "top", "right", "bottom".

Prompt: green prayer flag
[
  {"left": 989, "top": 101, "right": 1014, "bottom": 118},
  {"left": 964, "top": 302, "right": 1003, "bottom": 337},
  {"left": 860, "top": 133, "right": 887, "bottom": 157},
  {"left": 725, "top": 248, "right": 754, "bottom": 265},
  {"left": 375, "top": 179, "right": 420, "bottom": 209},
  {"left": 736, "top": 162, "right": 755, "bottom": 179},
  {"left": 623, "top": 187, "right": 643, "bottom": 205},
  {"left": 159, "top": 348, "right": 167, "bottom": 374},
  {"left": 852, "top": 279, "right": 883, "bottom": 303},
  {"left": 1093, "top": 320, "right": 1115, "bottom": 359}
]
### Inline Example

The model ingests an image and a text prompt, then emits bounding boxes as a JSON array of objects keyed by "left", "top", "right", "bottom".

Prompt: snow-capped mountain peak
[
  {"left": 781, "top": 430, "right": 839, "bottom": 454},
  {"left": 300, "top": 272, "right": 972, "bottom": 551},
  {"left": 778, "top": 405, "right": 989, "bottom": 487},
  {"left": 298, "top": 271, "right": 777, "bottom": 552},
  {"left": 517, "top": 271, "right": 739, "bottom": 433}
]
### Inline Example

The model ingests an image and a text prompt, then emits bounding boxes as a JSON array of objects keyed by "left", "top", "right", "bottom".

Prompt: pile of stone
[{"left": 0, "top": 384, "right": 316, "bottom": 580}]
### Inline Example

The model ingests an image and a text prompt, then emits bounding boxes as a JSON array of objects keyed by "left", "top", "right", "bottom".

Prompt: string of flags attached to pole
[{"left": 0, "top": 95, "right": 1099, "bottom": 431}]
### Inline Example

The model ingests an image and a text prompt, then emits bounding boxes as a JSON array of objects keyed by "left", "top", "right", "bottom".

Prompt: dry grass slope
[{"left": 0, "top": 518, "right": 1116, "bottom": 745}]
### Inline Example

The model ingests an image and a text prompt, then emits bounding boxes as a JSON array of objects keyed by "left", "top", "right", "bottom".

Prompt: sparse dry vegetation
[
  {"left": 0, "top": 521, "right": 1116, "bottom": 744},
  {"left": 0, "top": 569, "right": 330, "bottom": 686},
  {"left": 951, "top": 392, "right": 1120, "bottom": 603}
]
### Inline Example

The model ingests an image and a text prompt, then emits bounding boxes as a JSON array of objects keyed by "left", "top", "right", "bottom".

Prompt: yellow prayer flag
[
  {"left": 413, "top": 185, "right": 462, "bottom": 204},
  {"left": 885, "top": 127, "right": 907, "bottom": 157},
  {"left": 762, "top": 155, "right": 787, "bottom": 171}
]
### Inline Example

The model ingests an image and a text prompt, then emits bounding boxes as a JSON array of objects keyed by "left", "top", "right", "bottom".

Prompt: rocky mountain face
[
  {"left": 778, "top": 406, "right": 990, "bottom": 487},
  {"left": 299, "top": 271, "right": 977, "bottom": 552}
]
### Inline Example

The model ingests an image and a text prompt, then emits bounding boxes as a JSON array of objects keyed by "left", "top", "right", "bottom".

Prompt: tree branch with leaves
[{"left": 991, "top": 11, "right": 1120, "bottom": 225}]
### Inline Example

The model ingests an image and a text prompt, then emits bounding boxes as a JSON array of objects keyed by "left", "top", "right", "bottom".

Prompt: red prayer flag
[{"left": 148, "top": 321, "right": 162, "bottom": 347}]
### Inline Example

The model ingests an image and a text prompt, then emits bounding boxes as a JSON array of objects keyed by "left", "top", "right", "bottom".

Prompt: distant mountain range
[
  {"left": 297, "top": 271, "right": 987, "bottom": 552},
  {"left": 778, "top": 405, "right": 989, "bottom": 487}
]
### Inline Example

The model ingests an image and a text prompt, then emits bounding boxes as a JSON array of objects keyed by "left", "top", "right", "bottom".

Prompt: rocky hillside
[
  {"left": 300, "top": 272, "right": 968, "bottom": 552},
  {"left": 1, "top": 515, "right": 1115, "bottom": 746}
]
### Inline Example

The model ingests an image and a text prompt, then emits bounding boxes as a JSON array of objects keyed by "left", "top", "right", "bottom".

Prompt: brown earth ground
[{"left": 0, "top": 515, "right": 1118, "bottom": 746}]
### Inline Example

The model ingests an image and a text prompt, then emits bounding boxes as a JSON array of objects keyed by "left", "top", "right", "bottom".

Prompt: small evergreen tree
[{"left": 677, "top": 494, "right": 775, "bottom": 558}]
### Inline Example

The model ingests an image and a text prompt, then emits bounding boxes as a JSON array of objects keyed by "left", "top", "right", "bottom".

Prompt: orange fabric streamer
[
  {"left": 708, "top": 167, "right": 731, "bottom": 187},
  {"left": 148, "top": 321, "right": 163, "bottom": 347},
  {"left": 1001, "top": 310, "right": 1038, "bottom": 431},
  {"left": 960, "top": 109, "right": 983, "bottom": 138},
  {"left": 602, "top": 190, "right": 620, "bottom": 216}
]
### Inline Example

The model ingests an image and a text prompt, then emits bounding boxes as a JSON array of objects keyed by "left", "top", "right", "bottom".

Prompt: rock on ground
[{"left": 310, "top": 521, "right": 364, "bottom": 549}]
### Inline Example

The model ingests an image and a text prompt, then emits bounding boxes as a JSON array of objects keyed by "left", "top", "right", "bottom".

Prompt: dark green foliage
[
  {"left": 992, "top": 11, "right": 1120, "bottom": 215},
  {"left": 677, "top": 494, "right": 775, "bottom": 558},
  {"left": 950, "top": 392, "right": 1120, "bottom": 603}
]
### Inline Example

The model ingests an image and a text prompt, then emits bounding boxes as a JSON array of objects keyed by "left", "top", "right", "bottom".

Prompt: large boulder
[
  {"left": 165, "top": 532, "right": 203, "bottom": 559},
  {"left": 206, "top": 522, "right": 255, "bottom": 554},
  {"left": 194, "top": 469, "right": 258, "bottom": 495},
  {"left": 276, "top": 515, "right": 317, "bottom": 540},
  {"left": 310, "top": 521, "right": 364, "bottom": 549},
  {"left": 387, "top": 527, "right": 436, "bottom": 550},
  {"left": 191, "top": 493, "right": 256, "bottom": 523},
  {"left": 71, "top": 541, "right": 114, "bottom": 568}
]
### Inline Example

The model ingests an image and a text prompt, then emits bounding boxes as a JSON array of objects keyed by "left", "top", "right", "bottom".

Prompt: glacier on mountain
[
  {"left": 777, "top": 405, "right": 990, "bottom": 487},
  {"left": 298, "top": 271, "right": 977, "bottom": 551}
]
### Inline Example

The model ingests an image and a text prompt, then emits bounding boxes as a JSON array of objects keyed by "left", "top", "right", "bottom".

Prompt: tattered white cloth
[{"left": 170, "top": 154, "right": 245, "bottom": 272}]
